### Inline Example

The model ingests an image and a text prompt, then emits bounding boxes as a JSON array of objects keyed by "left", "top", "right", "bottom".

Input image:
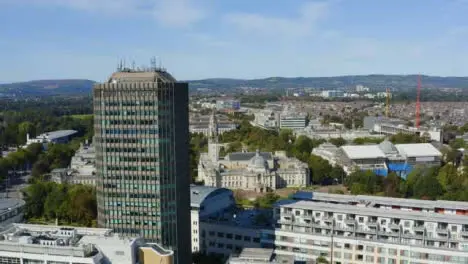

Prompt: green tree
[
  {"left": 413, "top": 170, "right": 443, "bottom": 200},
  {"left": 383, "top": 172, "right": 401, "bottom": 197},
  {"left": 308, "top": 155, "right": 333, "bottom": 184},
  {"left": 316, "top": 256, "right": 330, "bottom": 264},
  {"left": 329, "top": 137, "right": 346, "bottom": 147}
]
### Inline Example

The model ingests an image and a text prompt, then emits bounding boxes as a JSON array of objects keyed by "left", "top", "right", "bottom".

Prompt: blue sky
[{"left": 0, "top": 0, "right": 467, "bottom": 82}]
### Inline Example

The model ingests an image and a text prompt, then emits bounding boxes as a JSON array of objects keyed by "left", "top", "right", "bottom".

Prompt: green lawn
[{"left": 70, "top": 114, "right": 93, "bottom": 119}]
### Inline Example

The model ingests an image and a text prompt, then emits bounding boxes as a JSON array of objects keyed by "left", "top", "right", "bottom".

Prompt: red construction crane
[{"left": 415, "top": 74, "right": 421, "bottom": 128}]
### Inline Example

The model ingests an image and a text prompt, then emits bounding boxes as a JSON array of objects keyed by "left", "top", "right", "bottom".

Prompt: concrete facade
[{"left": 93, "top": 68, "right": 190, "bottom": 264}]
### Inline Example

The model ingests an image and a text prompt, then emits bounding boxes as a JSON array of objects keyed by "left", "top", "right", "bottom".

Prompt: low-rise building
[
  {"left": 252, "top": 110, "right": 279, "bottom": 130},
  {"left": 279, "top": 113, "right": 307, "bottom": 130},
  {"left": 320, "top": 90, "right": 344, "bottom": 98},
  {"left": 311, "top": 143, "right": 340, "bottom": 166},
  {"left": 189, "top": 185, "right": 267, "bottom": 258},
  {"left": 24, "top": 130, "right": 78, "bottom": 149},
  {"left": 217, "top": 99, "right": 241, "bottom": 111},
  {"left": 68, "top": 142, "right": 96, "bottom": 185},
  {"left": 190, "top": 114, "right": 237, "bottom": 136},
  {"left": 49, "top": 143, "right": 97, "bottom": 186},
  {"left": 324, "top": 141, "right": 442, "bottom": 176},
  {"left": 365, "top": 117, "right": 443, "bottom": 142},
  {"left": 0, "top": 224, "right": 144, "bottom": 264}
]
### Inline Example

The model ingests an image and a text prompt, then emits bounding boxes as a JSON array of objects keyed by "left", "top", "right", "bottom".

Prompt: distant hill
[
  {"left": 0, "top": 79, "right": 95, "bottom": 97},
  {"left": 1, "top": 75, "right": 468, "bottom": 97},
  {"left": 187, "top": 75, "right": 468, "bottom": 91}
]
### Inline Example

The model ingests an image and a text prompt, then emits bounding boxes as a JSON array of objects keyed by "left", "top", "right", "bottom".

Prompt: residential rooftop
[
  {"left": 292, "top": 191, "right": 468, "bottom": 211},
  {"left": 275, "top": 199, "right": 468, "bottom": 225},
  {"left": 0, "top": 224, "right": 139, "bottom": 263}
]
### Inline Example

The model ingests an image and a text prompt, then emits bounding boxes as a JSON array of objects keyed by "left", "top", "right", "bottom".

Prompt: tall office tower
[{"left": 93, "top": 65, "right": 190, "bottom": 264}]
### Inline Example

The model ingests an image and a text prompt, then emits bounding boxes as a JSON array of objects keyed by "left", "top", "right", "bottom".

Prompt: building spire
[
  {"left": 208, "top": 110, "right": 219, "bottom": 162},
  {"left": 209, "top": 110, "right": 218, "bottom": 142}
]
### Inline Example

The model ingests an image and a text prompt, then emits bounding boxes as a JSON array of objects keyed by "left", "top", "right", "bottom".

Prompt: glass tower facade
[{"left": 93, "top": 69, "right": 190, "bottom": 264}]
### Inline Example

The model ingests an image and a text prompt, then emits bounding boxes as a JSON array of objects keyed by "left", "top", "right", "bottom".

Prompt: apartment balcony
[
  {"left": 302, "top": 214, "right": 313, "bottom": 221},
  {"left": 335, "top": 225, "right": 354, "bottom": 232},
  {"left": 389, "top": 223, "right": 401, "bottom": 231},
  {"left": 278, "top": 219, "right": 292, "bottom": 225},
  {"left": 282, "top": 211, "right": 293, "bottom": 216},
  {"left": 345, "top": 219, "right": 356, "bottom": 225},
  {"left": 436, "top": 227, "right": 449, "bottom": 234},
  {"left": 401, "top": 232, "right": 424, "bottom": 240},
  {"left": 413, "top": 225, "right": 425, "bottom": 232},
  {"left": 367, "top": 221, "right": 378, "bottom": 228},
  {"left": 378, "top": 230, "right": 399, "bottom": 237},
  {"left": 461, "top": 230, "right": 468, "bottom": 236}
]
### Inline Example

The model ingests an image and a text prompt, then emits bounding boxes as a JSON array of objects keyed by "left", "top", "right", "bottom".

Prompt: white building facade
[
  {"left": 262, "top": 195, "right": 468, "bottom": 264},
  {"left": 198, "top": 113, "right": 309, "bottom": 192}
]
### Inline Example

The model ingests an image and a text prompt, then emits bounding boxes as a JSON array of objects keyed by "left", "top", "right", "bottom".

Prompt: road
[{"left": 0, "top": 170, "right": 32, "bottom": 199}]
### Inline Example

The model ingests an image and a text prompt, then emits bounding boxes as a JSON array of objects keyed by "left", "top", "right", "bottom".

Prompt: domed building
[{"left": 197, "top": 114, "right": 309, "bottom": 192}]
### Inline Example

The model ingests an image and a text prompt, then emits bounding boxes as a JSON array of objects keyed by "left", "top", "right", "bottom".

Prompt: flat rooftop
[
  {"left": 276, "top": 200, "right": 468, "bottom": 225},
  {"left": 36, "top": 130, "right": 78, "bottom": 140},
  {"left": 395, "top": 143, "right": 442, "bottom": 157},
  {"left": 341, "top": 145, "right": 386, "bottom": 159},
  {"left": 293, "top": 191, "right": 468, "bottom": 211},
  {"left": 0, "top": 224, "right": 137, "bottom": 263}
]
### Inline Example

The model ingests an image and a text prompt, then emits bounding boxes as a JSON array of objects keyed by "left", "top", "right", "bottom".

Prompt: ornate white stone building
[{"left": 197, "top": 112, "right": 309, "bottom": 192}]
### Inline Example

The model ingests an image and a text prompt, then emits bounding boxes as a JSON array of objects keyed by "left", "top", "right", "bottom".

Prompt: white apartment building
[
  {"left": 0, "top": 224, "right": 143, "bottom": 264},
  {"left": 262, "top": 195, "right": 468, "bottom": 264}
]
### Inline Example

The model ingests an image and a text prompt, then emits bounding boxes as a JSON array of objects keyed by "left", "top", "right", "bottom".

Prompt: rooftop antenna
[{"left": 150, "top": 57, "right": 157, "bottom": 71}]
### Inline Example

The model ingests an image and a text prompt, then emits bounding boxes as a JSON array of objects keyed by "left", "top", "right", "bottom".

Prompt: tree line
[
  {"left": 345, "top": 163, "right": 468, "bottom": 201},
  {"left": 23, "top": 181, "right": 97, "bottom": 227},
  {"left": 0, "top": 96, "right": 93, "bottom": 148}
]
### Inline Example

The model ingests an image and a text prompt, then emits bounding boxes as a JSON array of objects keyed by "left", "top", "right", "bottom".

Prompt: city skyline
[{"left": 0, "top": 0, "right": 467, "bottom": 82}]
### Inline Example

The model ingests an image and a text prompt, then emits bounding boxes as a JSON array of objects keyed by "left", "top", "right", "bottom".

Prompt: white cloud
[
  {"left": 186, "top": 33, "right": 231, "bottom": 48},
  {"left": 153, "top": 0, "right": 206, "bottom": 28},
  {"left": 224, "top": 1, "right": 330, "bottom": 38},
  {"left": 3, "top": 0, "right": 207, "bottom": 28}
]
